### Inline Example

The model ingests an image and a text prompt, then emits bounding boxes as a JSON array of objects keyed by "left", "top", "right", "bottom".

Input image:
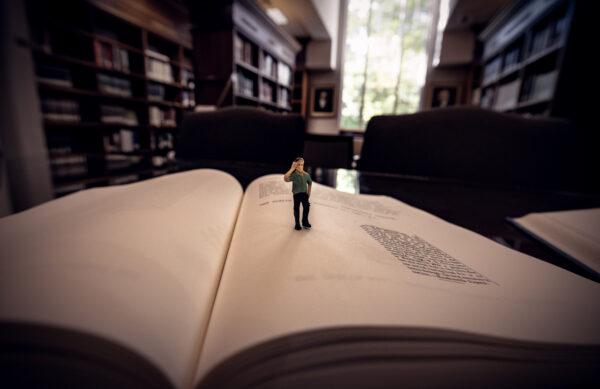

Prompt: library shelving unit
[
  {"left": 24, "top": 0, "right": 196, "bottom": 197},
  {"left": 191, "top": 0, "right": 301, "bottom": 112},
  {"left": 477, "top": 0, "right": 578, "bottom": 117}
]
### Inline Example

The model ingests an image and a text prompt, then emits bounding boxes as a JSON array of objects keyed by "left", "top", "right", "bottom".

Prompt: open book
[
  {"left": 508, "top": 208, "right": 600, "bottom": 278},
  {"left": 1, "top": 169, "right": 599, "bottom": 388}
]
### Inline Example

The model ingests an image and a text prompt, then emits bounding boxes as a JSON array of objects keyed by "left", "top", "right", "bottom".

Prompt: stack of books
[
  {"left": 98, "top": 73, "right": 132, "bottom": 97},
  {"left": 94, "top": 41, "right": 130, "bottom": 73},
  {"left": 103, "top": 129, "right": 140, "bottom": 153},
  {"left": 148, "top": 83, "right": 166, "bottom": 102},
  {"left": 181, "top": 68, "right": 194, "bottom": 88},
  {"left": 261, "top": 83, "right": 274, "bottom": 102},
  {"left": 149, "top": 106, "right": 176, "bottom": 127},
  {"left": 50, "top": 154, "right": 88, "bottom": 178},
  {"left": 278, "top": 62, "right": 290, "bottom": 85},
  {"left": 36, "top": 63, "right": 73, "bottom": 88},
  {"left": 145, "top": 48, "right": 173, "bottom": 83},
  {"left": 41, "top": 98, "right": 80, "bottom": 122},
  {"left": 278, "top": 87, "right": 289, "bottom": 107},
  {"left": 234, "top": 34, "right": 254, "bottom": 66},
  {"left": 105, "top": 154, "right": 142, "bottom": 172},
  {"left": 235, "top": 72, "right": 254, "bottom": 98},
  {"left": 100, "top": 105, "right": 138, "bottom": 126},
  {"left": 151, "top": 131, "right": 174, "bottom": 150}
]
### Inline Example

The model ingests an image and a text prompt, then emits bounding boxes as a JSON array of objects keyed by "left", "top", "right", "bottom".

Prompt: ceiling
[
  {"left": 253, "top": 0, "right": 513, "bottom": 39},
  {"left": 445, "top": 0, "right": 512, "bottom": 31}
]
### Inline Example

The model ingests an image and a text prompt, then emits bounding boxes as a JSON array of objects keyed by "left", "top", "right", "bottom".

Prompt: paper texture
[
  {"left": 510, "top": 208, "right": 600, "bottom": 275},
  {"left": 0, "top": 169, "right": 243, "bottom": 388},
  {"left": 196, "top": 175, "right": 600, "bottom": 382}
]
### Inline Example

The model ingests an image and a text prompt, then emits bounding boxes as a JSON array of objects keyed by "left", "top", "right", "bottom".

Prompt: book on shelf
[
  {"left": 1, "top": 169, "right": 599, "bottom": 388},
  {"left": 94, "top": 40, "right": 130, "bottom": 73},
  {"left": 105, "top": 154, "right": 141, "bottom": 172},
  {"left": 529, "top": 25, "right": 549, "bottom": 57},
  {"left": 234, "top": 72, "right": 255, "bottom": 98},
  {"left": 234, "top": 34, "right": 244, "bottom": 62},
  {"left": 100, "top": 105, "right": 138, "bottom": 126},
  {"left": 546, "top": 13, "right": 568, "bottom": 47},
  {"left": 36, "top": 63, "right": 73, "bottom": 88},
  {"left": 98, "top": 73, "right": 132, "bottom": 97},
  {"left": 479, "top": 87, "right": 495, "bottom": 109},
  {"left": 493, "top": 79, "right": 521, "bottom": 111},
  {"left": 507, "top": 208, "right": 600, "bottom": 278},
  {"left": 49, "top": 154, "right": 88, "bottom": 178},
  {"left": 149, "top": 106, "right": 177, "bottom": 128},
  {"left": 150, "top": 131, "right": 174, "bottom": 150},
  {"left": 503, "top": 46, "right": 521, "bottom": 71},
  {"left": 103, "top": 129, "right": 140, "bottom": 153},
  {"left": 107, "top": 173, "right": 139, "bottom": 186},
  {"left": 483, "top": 57, "right": 501, "bottom": 85},
  {"left": 53, "top": 181, "right": 87, "bottom": 197},
  {"left": 148, "top": 82, "right": 166, "bottom": 102},
  {"left": 41, "top": 98, "right": 81, "bottom": 122},
  {"left": 278, "top": 62, "right": 290, "bottom": 85}
]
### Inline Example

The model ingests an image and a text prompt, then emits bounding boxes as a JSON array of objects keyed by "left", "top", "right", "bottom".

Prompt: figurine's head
[{"left": 294, "top": 157, "right": 304, "bottom": 174}]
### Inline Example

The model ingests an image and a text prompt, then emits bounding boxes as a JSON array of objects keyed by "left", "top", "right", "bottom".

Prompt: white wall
[
  {"left": 306, "top": 0, "right": 347, "bottom": 135},
  {"left": 306, "top": 0, "right": 341, "bottom": 70}
]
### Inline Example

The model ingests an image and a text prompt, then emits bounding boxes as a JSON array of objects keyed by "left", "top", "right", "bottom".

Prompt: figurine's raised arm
[{"left": 284, "top": 160, "right": 297, "bottom": 182}]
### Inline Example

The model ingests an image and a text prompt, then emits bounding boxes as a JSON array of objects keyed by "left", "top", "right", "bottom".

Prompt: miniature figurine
[{"left": 283, "top": 157, "right": 312, "bottom": 230}]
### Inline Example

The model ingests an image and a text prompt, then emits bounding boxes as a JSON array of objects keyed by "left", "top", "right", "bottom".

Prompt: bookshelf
[
  {"left": 191, "top": 0, "right": 301, "bottom": 112},
  {"left": 477, "top": 0, "right": 577, "bottom": 117},
  {"left": 25, "top": 0, "right": 195, "bottom": 197}
]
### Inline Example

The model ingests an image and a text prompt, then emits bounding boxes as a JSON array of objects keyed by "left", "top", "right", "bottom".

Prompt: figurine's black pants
[{"left": 293, "top": 193, "right": 310, "bottom": 225}]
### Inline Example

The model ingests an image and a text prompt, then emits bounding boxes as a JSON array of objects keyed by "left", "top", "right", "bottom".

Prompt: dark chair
[
  {"left": 177, "top": 106, "right": 305, "bottom": 165},
  {"left": 176, "top": 107, "right": 305, "bottom": 187},
  {"left": 358, "top": 106, "right": 585, "bottom": 190},
  {"left": 302, "top": 134, "right": 354, "bottom": 169}
]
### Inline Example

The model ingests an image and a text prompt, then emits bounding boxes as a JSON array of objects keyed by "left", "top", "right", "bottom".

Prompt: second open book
[{"left": 1, "top": 169, "right": 599, "bottom": 388}]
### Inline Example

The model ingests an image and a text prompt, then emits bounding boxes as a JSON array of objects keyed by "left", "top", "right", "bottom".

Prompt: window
[{"left": 341, "top": 0, "right": 436, "bottom": 129}]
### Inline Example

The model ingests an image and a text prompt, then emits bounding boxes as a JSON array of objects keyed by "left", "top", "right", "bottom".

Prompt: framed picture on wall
[
  {"left": 427, "top": 84, "right": 462, "bottom": 108},
  {"left": 310, "top": 85, "right": 336, "bottom": 117}
]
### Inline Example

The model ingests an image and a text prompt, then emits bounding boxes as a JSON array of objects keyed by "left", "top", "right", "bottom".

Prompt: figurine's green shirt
[{"left": 289, "top": 171, "right": 312, "bottom": 194}]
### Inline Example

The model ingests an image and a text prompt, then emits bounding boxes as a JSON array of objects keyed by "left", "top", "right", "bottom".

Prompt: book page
[
  {"left": 510, "top": 208, "right": 600, "bottom": 276},
  {"left": 0, "top": 169, "right": 243, "bottom": 388},
  {"left": 196, "top": 174, "right": 600, "bottom": 382}
]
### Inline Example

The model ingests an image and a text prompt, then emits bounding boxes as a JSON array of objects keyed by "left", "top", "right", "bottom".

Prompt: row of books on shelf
[
  {"left": 103, "top": 129, "right": 140, "bottom": 153},
  {"left": 36, "top": 63, "right": 73, "bottom": 88},
  {"left": 530, "top": 12, "right": 568, "bottom": 56},
  {"left": 94, "top": 40, "right": 130, "bottom": 73},
  {"left": 50, "top": 155, "right": 88, "bottom": 178},
  {"left": 181, "top": 68, "right": 195, "bottom": 88},
  {"left": 278, "top": 88, "right": 290, "bottom": 107},
  {"left": 481, "top": 69, "right": 558, "bottom": 111},
  {"left": 261, "top": 83, "right": 274, "bottom": 102},
  {"left": 149, "top": 106, "right": 176, "bottom": 127},
  {"left": 100, "top": 105, "right": 138, "bottom": 126},
  {"left": 234, "top": 35, "right": 255, "bottom": 66},
  {"left": 145, "top": 48, "right": 174, "bottom": 83},
  {"left": 148, "top": 82, "right": 166, "bottom": 102},
  {"left": 262, "top": 54, "right": 277, "bottom": 78},
  {"left": 98, "top": 73, "right": 132, "bottom": 97},
  {"left": 41, "top": 98, "right": 80, "bottom": 122},
  {"left": 234, "top": 72, "right": 255, "bottom": 98},
  {"left": 278, "top": 62, "right": 291, "bottom": 86},
  {"left": 521, "top": 70, "right": 558, "bottom": 102},
  {"left": 482, "top": 13, "right": 567, "bottom": 85},
  {"left": 182, "top": 90, "right": 196, "bottom": 108}
]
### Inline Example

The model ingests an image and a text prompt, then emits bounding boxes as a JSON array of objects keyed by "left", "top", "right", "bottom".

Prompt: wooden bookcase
[
  {"left": 191, "top": 0, "right": 301, "bottom": 112},
  {"left": 478, "top": 0, "right": 577, "bottom": 118},
  {"left": 24, "top": 0, "right": 195, "bottom": 197}
]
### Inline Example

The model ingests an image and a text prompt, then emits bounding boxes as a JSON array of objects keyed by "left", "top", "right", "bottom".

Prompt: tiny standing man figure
[{"left": 284, "top": 157, "right": 312, "bottom": 230}]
